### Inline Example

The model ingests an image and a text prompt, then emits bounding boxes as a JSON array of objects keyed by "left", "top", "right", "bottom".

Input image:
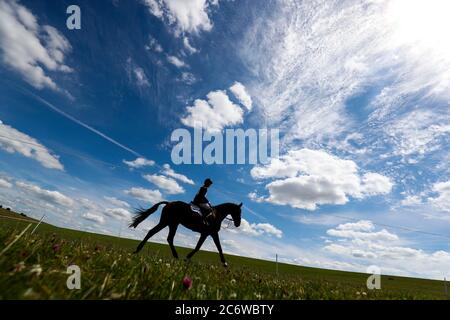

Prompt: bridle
[{"left": 222, "top": 216, "right": 234, "bottom": 229}]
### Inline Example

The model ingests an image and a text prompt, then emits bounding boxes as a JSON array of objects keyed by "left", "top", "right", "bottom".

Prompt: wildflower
[
  {"left": 52, "top": 244, "right": 61, "bottom": 253},
  {"left": 229, "top": 292, "right": 237, "bottom": 299},
  {"left": 165, "top": 263, "right": 171, "bottom": 268},
  {"left": 29, "top": 264, "right": 42, "bottom": 276},
  {"left": 182, "top": 276, "right": 193, "bottom": 290},
  {"left": 14, "top": 262, "right": 26, "bottom": 273},
  {"left": 230, "top": 279, "right": 236, "bottom": 284}
]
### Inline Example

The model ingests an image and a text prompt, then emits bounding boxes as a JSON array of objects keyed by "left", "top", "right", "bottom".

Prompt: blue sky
[{"left": 1, "top": 0, "right": 450, "bottom": 280}]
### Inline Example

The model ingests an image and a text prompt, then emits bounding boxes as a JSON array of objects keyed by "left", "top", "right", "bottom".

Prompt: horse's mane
[{"left": 213, "top": 202, "right": 238, "bottom": 210}]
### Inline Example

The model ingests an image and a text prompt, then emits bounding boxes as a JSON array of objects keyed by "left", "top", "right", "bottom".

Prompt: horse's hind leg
[
  {"left": 134, "top": 222, "right": 166, "bottom": 253},
  {"left": 167, "top": 224, "right": 179, "bottom": 259}
]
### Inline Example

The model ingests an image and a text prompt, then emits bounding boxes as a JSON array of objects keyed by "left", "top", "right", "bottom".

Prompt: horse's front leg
[
  {"left": 211, "top": 232, "right": 227, "bottom": 267},
  {"left": 167, "top": 224, "right": 179, "bottom": 259},
  {"left": 186, "top": 233, "right": 208, "bottom": 260}
]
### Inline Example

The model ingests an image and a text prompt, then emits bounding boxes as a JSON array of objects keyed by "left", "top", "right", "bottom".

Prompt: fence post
[
  {"left": 445, "top": 278, "right": 448, "bottom": 296},
  {"left": 276, "top": 254, "right": 278, "bottom": 276}
]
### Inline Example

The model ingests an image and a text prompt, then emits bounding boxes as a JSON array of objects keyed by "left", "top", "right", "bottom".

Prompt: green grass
[{"left": 0, "top": 208, "right": 448, "bottom": 300}]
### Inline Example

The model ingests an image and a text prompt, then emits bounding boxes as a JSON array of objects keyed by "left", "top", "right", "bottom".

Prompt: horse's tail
[{"left": 129, "top": 201, "right": 169, "bottom": 228}]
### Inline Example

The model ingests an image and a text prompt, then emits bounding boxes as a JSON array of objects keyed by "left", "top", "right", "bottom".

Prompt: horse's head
[{"left": 230, "top": 202, "right": 242, "bottom": 227}]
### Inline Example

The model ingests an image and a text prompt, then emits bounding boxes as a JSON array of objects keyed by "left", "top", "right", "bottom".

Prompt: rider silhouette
[{"left": 193, "top": 178, "right": 213, "bottom": 225}]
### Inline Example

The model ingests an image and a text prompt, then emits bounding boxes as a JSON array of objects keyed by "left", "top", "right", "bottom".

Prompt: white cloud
[
  {"left": 229, "top": 82, "right": 252, "bottom": 111},
  {"left": 143, "top": 0, "right": 164, "bottom": 18},
  {"left": 143, "top": 0, "right": 215, "bottom": 34},
  {"left": 178, "top": 72, "right": 196, "bottom": 84},
  {"left": 16, "top": 181, "right": 73, "bottom": 207},
  {"left": 181, "top": 90, "right": 244, "bottom": 133},
  {"left": 143, "top": 174, "right": 184, "bottom": 194},
  {"left": 251, "top": 149, "right": 392, "bottom": 210},
  {"left": 123, "top": 157, "right": 155, "bottom": 169},
  {"left": 162, "top": 164, "right": 194, "bottom": 184},
  {"left": 183, "top": 36, "right": 197, "bottom": 54},
  {"left": 82, "top": 212, "right": 105, "bottom": 224},
  {"left": 254, "top": 222, "right": 283, "bottom": 238},
  {"left": 125, "top": 187, "right": 163, "bottom": 203},
  {"left": 0, "top": 178, "right": 12, "bottom": 188},
  {"left": 231, "top": 218, "right": 282, "bottom": 238},
  {"left": 248, "top": 192, "right": 264, "bottom": 203},
  {"left": 133, "top": 67, "right": 150, "bottom": 87},
  {"left": 324, "top": 219, "right": 450, "bottom": 279},
  {"left": 326, "top": 220, "right": 398, "bottom": 242},
  {"left": 167, "top": 55, "right": 186, "bottom": 68},
  {"left": 400, "top": 195, "right": 422, "bottom": 207},
  {"left": 360, "top": 173, "right": 393, "bottom": 196},
  {"left": 428, "top": 180, "right": 450, "bottom": 213},
  {"left": 333, "top": 220, "right": 374, "bottom": 232},
  {"left": 104, "top": 208, "right": 132, "bottom": 221},
  {"left": 78, "top": 198, "right": 97, "bottom": 211},
  {"left": 145, "top": 34, "right": 163, "bottom": 52},
  {"left": 0, "top": 120, "right": 64, "bottom": 170},
  {"left": 0, "top": 0, "right": 72, "bottom": 90},
  {"left": 103, "top": 196, "right": 130, "bottom": 208}
]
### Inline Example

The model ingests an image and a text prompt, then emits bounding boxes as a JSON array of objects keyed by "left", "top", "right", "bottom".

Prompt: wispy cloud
[
  {"left": 124, "top": 187, "right": 163, "bottom": 203},
  {"left": 0, "top": 0, "right": 72, "bottom": 91},
  {"left": 167, "top": 55, "right": 187, "bottom": 68},
  {"left": 162, "top": 164, "right": 194, "bottom": 184},
  {"left": 240, "top": 0, "right": 450, "bottom": 148},
  {"left": 143, "top": 174, "right": 185, "bottom": 194},
  {"left": 143, "top": 0, "right": 217, "bottom": 34},
  {"left": 0, "top": 119, "right": 63, "bottom": 170},
  {"left": 123, "top": 157, "right": 155, "bottom": 169}
]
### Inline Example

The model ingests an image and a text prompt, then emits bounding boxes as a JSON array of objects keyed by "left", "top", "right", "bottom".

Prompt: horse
[{"left": 129, "top": 201, "right": 242, "bottom": 266}]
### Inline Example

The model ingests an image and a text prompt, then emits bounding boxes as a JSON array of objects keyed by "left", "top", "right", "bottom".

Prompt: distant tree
[
  {"left": 6, "top": 208, "right": 11, "bottom": 211},
  {"left": 0, "top": 205, "right": 2, "bottom": 209}
]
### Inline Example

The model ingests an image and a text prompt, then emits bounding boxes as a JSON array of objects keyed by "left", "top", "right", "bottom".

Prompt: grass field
[{"left": 0, "top": 208, "right": 448, "bottom": 300}]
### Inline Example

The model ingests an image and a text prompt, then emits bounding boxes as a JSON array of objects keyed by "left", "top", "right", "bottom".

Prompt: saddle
[
  {"left": 189, "top": 202, "right": 215, "bottom": 225},
  {"left": 189, "top": 203, "right": 202, "bottom": 215}
]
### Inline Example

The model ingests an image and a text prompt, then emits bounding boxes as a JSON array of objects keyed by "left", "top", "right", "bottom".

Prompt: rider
[{"left": 193, "top": 178, "right": 213, "bottom": 225}]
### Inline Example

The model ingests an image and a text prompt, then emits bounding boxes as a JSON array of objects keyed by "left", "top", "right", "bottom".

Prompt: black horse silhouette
[{"left": 130, "top": 201, "right": 242, "bottom": 266}]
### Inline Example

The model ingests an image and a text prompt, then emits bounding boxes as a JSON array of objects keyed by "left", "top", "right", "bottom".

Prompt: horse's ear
[{"left": 238, "top": 202, "right": 243, "bottom": 208}]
